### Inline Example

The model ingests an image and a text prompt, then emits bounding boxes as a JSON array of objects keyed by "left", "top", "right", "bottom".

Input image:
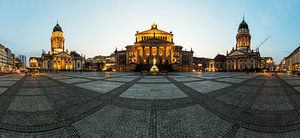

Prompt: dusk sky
[{"left": 0, "top": 0, "right": 300, "bottom": 63}]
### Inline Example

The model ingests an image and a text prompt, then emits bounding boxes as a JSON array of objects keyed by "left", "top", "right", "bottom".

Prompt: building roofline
[{"left": 286, "top": 46, "right": 300, "bottom": 59}]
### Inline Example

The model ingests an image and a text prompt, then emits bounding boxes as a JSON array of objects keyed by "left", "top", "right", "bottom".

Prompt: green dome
[
  {"left": 238, "top": 19, "right": 249, "bottom": 30},
  {"left": 53, "top": 23, "right": 63, "bottom": 32}
]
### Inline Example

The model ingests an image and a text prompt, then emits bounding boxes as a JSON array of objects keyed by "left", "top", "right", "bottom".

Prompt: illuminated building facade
[
  {"left": 84, "top": 54, "right": 115, "bottom": 71},
  {"left": 0, "top": 44, "right": 7, "bottom": 71},
  {"left": 0, "top": 44, "right": 16, "bottom": 72},
  {"left": 208, "top": 54, "right": 226, "bottom": 72},
  {"left": 261, "top": 57, "right": 275, "bottom": 71},
  {"left": 30, "top": 23, "right": 85, "bottom": 71},
  {"left": 115, "top": 24, "right": 193, "bottom": 72},
  {"left": 193, "top": 57, "right": 209, "bottom": 72},
  {"left": 29, "top": 57, "right": 41, "bottom": 70},
  {"left": 226, "top": 18, "right": 261, "bottom": 71},
  {"left": 280, "top": 46, "right": 300, "bottom": 72}
]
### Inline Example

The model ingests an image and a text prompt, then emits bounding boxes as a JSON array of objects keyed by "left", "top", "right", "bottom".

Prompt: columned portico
[
  {"left": 115, "top": 24, "right": 194, "bottom": 72},
  {"left": 226, "top": 18, "right": 261, "bottom": 72}
]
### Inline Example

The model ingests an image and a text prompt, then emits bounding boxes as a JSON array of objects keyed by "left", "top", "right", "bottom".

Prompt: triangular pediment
[
  {"left": 53, "top": 52, "right": 72, "bottom": 58},
  {"left": 138, "top": 29, "right": 171, "bottom": 35},
  {"left": 228, "top": 50, "right": 246, "bottom": 56}
]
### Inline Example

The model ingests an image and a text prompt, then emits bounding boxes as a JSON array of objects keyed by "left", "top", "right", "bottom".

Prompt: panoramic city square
[
  {"left": 1, "top": 0, "right": 300, "bottom": 137},
  {"left": 0, "top": 72, "right": 300, "bottom": 137}
]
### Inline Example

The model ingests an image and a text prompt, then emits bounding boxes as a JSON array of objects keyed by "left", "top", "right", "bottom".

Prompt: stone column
[
  {"left": 149, "top": 46, "right": 153, "bottom": 64},
  {"left": 137, "top": 48, "right": 140, "bottom": 64},
  {"left": 168, "top": 49, "right": 171, "bottom": 64},
  {"left": 142, "top": 47, "right": 145, "bottom": 64},
  {"left": 156, "top": 47, "right": 159, "bottom": 64},
  {"left": 234, "top": 58, "right": 237, "bottom": 70},
  {"left": 164, "top": 47, "right": 167, "bottom": 64}
]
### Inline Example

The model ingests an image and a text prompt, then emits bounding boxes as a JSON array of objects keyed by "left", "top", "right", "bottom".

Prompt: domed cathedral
[
  {"left": 236, "top": 17, "right": 251, "bottom": 51},
  {"left": 114, "top": 24, "right": 194, "bottom": 72},
  {"left": 226, "top": 17, "right": 261, "bottom": 71},
  {"left": 37, "top": 22, "right": 85, "bottom": 71},
  {"left": 51, "top": 23, "right": 65, "bottom": 54}
]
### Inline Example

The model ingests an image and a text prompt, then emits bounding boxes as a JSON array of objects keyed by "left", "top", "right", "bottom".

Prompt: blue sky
[{"left": 0, "top": 0, "right": 300, "bottom": 64}]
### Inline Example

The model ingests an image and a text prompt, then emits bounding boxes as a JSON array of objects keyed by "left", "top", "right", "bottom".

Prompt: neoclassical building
[
  {"left": 279, "top": 46, "right": 300, "bottom": 72},
  {"left": 115, "top": 24, "right": 193, "bottom": 72},
  {"left": 30, "top": 23, "right": 85, "bottom": 71},
  {"left": 226, "top": 18, "right": 261, "bottom": 71}
]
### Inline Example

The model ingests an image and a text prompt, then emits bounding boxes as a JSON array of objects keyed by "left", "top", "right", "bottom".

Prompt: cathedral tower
[
  {"left": 236, "top": 17, "right": 251, "bottom": 51},
  {"left": 51, "top": 23, "right": 65, "bottom": 54}
]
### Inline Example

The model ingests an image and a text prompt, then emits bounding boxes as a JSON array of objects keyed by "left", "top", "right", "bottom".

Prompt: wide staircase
[{"left": 134, "top": 64, "right": 174, "bottom": 72}]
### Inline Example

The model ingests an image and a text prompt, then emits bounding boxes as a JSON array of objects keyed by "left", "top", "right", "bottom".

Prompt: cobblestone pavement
[{"left": 0, "top": 72, "right": 300, "bottom": 137}]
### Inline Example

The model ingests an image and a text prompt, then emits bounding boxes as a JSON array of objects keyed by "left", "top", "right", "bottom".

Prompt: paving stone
[
  {"left": 264, "top": 80, "right": 281, "bottom": 86},
  {"left": 294, "top": 87, "right": 300, "bottom": 92},
  {"left": 0, "top": 127, "right": 72, "bottom": 137},
  {"left": 76, "top": 80, "right": 124, "bottom": 93},
  {"left": 0, "top": 80, "right": 16, "bottom": 87},
  {"left": 0, "top": 72, "right": 300, "bottom": 136},
  {"left": 17, "top": 88, "right": 44, "bottom": 96},
  {"left": 44, "top": 87, "right": 100, "bottom": 110},
  {"left": 26, "top": 76, "right": 38, "bottom": 81},
  {"left": 138, "top": 76, "right": 169, "bottom": 83},
  {"left": 106, "top": 76, "right": 137, "bottom": 82},
  {"left": 84, "top": 76, "right": 106, "bottom": 79},
  {"left": 285, "top": 80, "right": 300, "bottom": 86},
  {"left": 235, "top": 75, "right": 255, "bottom": 79},
  {"left": 200, "top": 76, "right": 222, "bottom": 79},
  {"left": 46, "top": 75, "right": 73, "bottom": 80},
  {"left": 42, "top": 86, "right": 68, "bottom": 95},
  {"left": 291, "top": 95, "right": 300, "bottom": 106},
  {"left": 60, "top": 78, "right": 90, "bottom": 84},
  {"left": 167, "top": 75, "right": 186, "bottom": 78},
  {"left": 38, "top": 80, "right": 58, "bottom": 87},
  {"left": 243, "top": 79, "right": 265, "bottom": 85},
  {"left": 22, "top": 81, "right": 40, "bottom": 87},
  {"left": 235, "top": 127, "right": 300, "bottom": 138},
  {"left": 233, "top": 86, "right": 259, "bottom": 94},
  {"left": 0, "top": 87, "right": 7, "bottom": 95},
  {"left": 216, "top": 91, "right": 256, "bottom": 108},
  {"left": 0, "top": 77, "right": 22, "bottom": 81},
  {"left": 120, "top": 83, "right": 187, "bottom": 99},
  {"left": 278, "top": 73, "right": 300, "bottom": 80},
  {"left": 0, "top": 74, "right": 15, "bottom": 79},
  {"left": 184, "top": 81, "right": 231, "bottom": 94},
  {"left": 251, "top": 95, "right": 294, "bottom": 111},
  {"left": 8, "top": 96, "right": 53, "bottom": 112},
  {"left": 1, "top": 111, "right": 58, "bottom": 126},
  {"left": 156, "top": 104, "right": 232, "bottom": 137},
  {"left": 216, "top": 78, "right": 247, "bottom": 83},
  {"left": 73, "top": 105, "right": 150, "bottom": 137},
  {"left": 169, "top": 76, "right": 202, "bottom": 82},
  {"left": 259, "top": 87, "right": 286, "bottom": 95}
]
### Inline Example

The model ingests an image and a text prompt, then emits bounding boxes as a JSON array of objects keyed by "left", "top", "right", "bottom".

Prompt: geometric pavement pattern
[{"left": 0, "top": 72, "right": 300, "bottom": 137}]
